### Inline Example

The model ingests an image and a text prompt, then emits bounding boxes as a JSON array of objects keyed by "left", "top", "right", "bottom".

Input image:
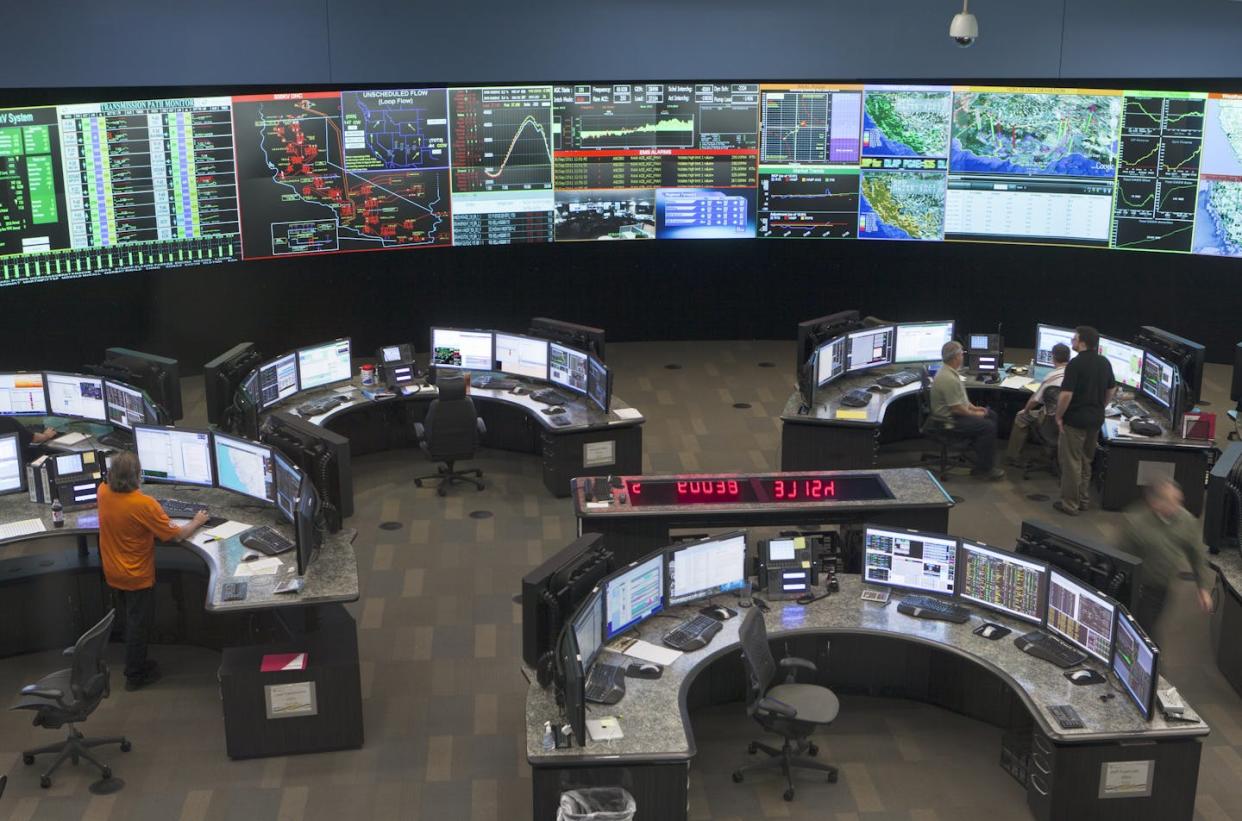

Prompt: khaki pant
[
  {"left": 1005, "top": 408, "right": 1043, "bottom": 460},
  {"left": 1057, "top": 423, "right": 1098, "bottom": 512}
]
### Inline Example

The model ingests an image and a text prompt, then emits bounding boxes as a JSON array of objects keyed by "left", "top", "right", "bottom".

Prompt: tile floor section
[{"left": 1, "top": 340, "right": 1240, "bottom": 820}]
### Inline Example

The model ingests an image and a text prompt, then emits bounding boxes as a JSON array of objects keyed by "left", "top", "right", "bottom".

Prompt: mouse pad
[
  {"left": 1065, "top": 669, "right": 1106, "bottom": 686},
  {"left": 973, "top": 622, "right": 1012, "bottom": 641},
  {"left": 700, "top": 605, "right": 737, "bottom": 621}
]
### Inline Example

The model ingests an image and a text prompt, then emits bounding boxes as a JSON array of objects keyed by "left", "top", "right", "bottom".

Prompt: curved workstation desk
[
  {"left": 780, "top": 365, "right": 1215, "bottom": 515},
  {"left": 527, "top": 575, "right": 1208, "bottom": 821},
  {"left": 1209, "top": 549, "right": 1242, "bottom": 698},
  {"left": 264, "top": 372, "right": 645, "bottom": 500}
]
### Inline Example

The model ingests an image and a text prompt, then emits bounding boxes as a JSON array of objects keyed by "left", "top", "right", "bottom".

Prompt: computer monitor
[
  {"left": 1045, "top": 568, "right": 1116, "bottom": 664},
  {"left": 571, "top": 588, "right": 604, "bottom": 670},
  {"left": 294, "top": 473, "right": 322, "bottom": 576},
  {"left": 493, "top": 333, "right": 549, "bottom": 380},
  {"left": 0, "top": 373, "right": 48, "bottom": 416},
  {"left": 431, "top": 328, "right": 494, "bottom": 370},
  {"left": 273, "top": 449, "right": 301, "bottom": 524},
  {"left": 133, "top": 425, "right": 214, "bottom": 487},
  {"left": 43, "top": 372, "right": 107, "bottom": 422},
  {"left": 586, "top": 355, "right": 612, "bottom": 413},
  {"left": 666, "top": 531, "right": 748, "bottom": 607},
  {"left": 796, "top": 309, "right": 860, "bottom": 371},
  {"left": 297, "top": 338, "right": 352, "bottom": 391},
  {"left": 55, "top": 453, "right": 84, "bottom": 475},
  {"left": 957, "top": 538, "right": 1048, "bottom": 625},
  {"left": 0, "top": 433, "right": 23, "bottom": 495},
  {"left": 603, "top": 553, "right": 665, "bottom": 640},
  {"left": 257, "top": 353, "right": 299, "bottom": 410},
  {"left": 815, "top": 335, "right": 847, "bottom": 387},
  {"left": 846, "top": 325, "right": 895, "bottom": 373},
  {"left": 1112, "top": 607, "right": 1159, "bottom": 720},
  {"left": 1098, "top": 336, "right": 1144, "bottom": 390},
  {"left": 861, "top": 525, "right": 957, "bottom": 596},
  {"left": 212, "top": 431, "right": 275, "bottom": 503},
  {"left": 556, "top": 615, "right": 588, "bottom": 748},
  {"left": 1140, "top": 350, "right": 1176, "bottom": 410},
  {"left": 104, "top": 379, "right": 148, "bottom": 431},
  {"left": 530, "top": 317, "right": 606, "bottom": 361},
  {"left": 894, "top": 321, "right": 955, "bottom": 365},
  {"left": 968, "top": 333, "right": 1000, "bottom": 352},
  {"left": 1035, "top": 325, "right": 1077, "bottom": 368},
  {"left": 549, "top": 342, "right": 589, "bottom": 395}
]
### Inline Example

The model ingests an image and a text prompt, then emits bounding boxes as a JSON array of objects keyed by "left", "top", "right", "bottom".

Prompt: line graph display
[
  {"left": 1111, "top": 93, "right": 1205, "bottom": 253},
  {"left": 341, "top": 89, "right": 449, "bottom": 172},
  {"left": 576, "top": 114, "right": 693, "bottom": 149},
  {"left": 758, "top": 168, "right": 859, "bottom": 238},
  {"left": 451, "top": 86, "right": 553, "bottom": 193},
  {"left": 232, "top": 93, "right": 450, "bottom": 258},
  {"left": 760, "top": 86, "right": 861, "bottom": 165}
]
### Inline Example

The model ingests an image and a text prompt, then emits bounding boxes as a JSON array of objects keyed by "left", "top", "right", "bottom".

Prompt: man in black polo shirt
[{"left": 1053, "top": 325, "right": 1115, "bottom": 515}]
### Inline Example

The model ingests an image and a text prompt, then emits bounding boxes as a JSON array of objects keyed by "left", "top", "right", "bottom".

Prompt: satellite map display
[
  {"left": 862, "top": 87, "right": 951, "bottom": 162},
  {"left": 858, "top": 170, "right": 945, "bottom": 240},
  {"left": 1193, "top": 96, "right": 1242, "bottom": 257},
  {"left": 950, "top": 91, "right": 1122, "bottom": 177}
]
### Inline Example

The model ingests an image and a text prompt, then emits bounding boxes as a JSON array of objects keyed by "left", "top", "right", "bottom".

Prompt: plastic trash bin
[{"left": 556, "top": 787, "right": 637, "bottom": 821}]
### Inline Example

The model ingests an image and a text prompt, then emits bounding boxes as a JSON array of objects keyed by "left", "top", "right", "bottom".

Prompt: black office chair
[
  {"left": 731, "top": 608, "right": 838, "bottom": 802},
  {"left": 12, "top": 610, "right": 131, "bottom": 788},
  {"left": 413, "top": 374, "right": 487, "bottom": 496},
  {"left": 916, "top": 371, "right": 975, "bottom": 480},
  {"left": 1021, "top": 386, "right": 1062, "bottom": 480}
]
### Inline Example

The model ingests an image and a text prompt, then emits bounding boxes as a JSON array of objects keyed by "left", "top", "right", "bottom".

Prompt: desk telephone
[{"left": 756, "top": 532, "right": 839, "bottom": 599}]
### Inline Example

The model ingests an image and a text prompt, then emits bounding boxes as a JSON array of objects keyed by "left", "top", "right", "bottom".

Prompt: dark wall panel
[{"left": 1061, "top": 0, "right": 1242, "bottom": 78}]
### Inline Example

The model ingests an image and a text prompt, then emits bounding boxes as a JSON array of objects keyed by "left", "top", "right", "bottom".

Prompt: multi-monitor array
[
  {"left": 0, "top": 370, "right": 163, "bottom": 431},
  {"left": 1034, "top": 324, "right": 1182, "bottom": 411},
  {"left": 863, "top": 525, "right": 1160, "bottom": 720},
  {"left": 241, "top": 338, "right": 354, "bottom": 412},
  {"left": 1, "top": 84, "right": 1239, "bottom": 288},
  {"left": 131, "top": 424, "right": 321, "bottom": 573}
]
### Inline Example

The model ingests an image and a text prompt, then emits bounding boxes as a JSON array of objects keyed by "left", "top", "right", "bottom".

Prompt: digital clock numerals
[
  {"left": 771, "top": 479, "right": 836, "bottom": 500},
  {"left": 676, "top": 479, "right": 740, "bottom": 501}
]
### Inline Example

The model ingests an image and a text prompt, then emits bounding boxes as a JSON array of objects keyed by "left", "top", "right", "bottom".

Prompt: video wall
[{"left": 1, "top": 82, "right": 1240, "bottom": 286}]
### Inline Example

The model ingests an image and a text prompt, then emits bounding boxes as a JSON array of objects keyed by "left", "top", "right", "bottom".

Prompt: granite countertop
[
  {"left": 1102, "top": 392, "right": 1215, "bottom": 450},
  {"left": 0, "top": 486, "right": 358, "bottom": 612},
  {"left": 1210, "top": 548, "right": 1242, "bottom": 597},
  {"left": 277, "top": 374, "right": 643, "bottom": 433},
  {"left": 573, "top": 468, "right": 954, "bottom": 517},
  {"left": 527, "top": 575, "right": 1207, "bottom": 764}
]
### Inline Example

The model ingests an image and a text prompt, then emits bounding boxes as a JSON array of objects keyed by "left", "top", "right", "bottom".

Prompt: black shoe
[{"left": 125, "top": 668, "right": 162, "bottom": 692}]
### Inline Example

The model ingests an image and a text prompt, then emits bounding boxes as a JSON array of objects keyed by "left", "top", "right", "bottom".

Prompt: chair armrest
[
  {"left": 20, "top": 685, "right": 65, "bottom": 702},
  {"left": 414, "top": 422, "right": 426, "bottom": 440},
  {"left": 476, "top": 418, "right": 487, "bottom": 435},
  {"left": 778, "top": 657, "right": 817, "bottom": 673},
  {"left": 63, "top": 646, "right": 76, "bottom": 657},
  {"left": 756, "top": 696, "right": 797, "bottom": 718}
]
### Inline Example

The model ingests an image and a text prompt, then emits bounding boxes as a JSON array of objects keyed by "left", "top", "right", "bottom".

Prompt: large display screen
[
  {"left": 1, "top": 85, "right": 1239, "bottom": 288},
  {"left": 620, "top": 474, "right": 892, "bottom": 506}
]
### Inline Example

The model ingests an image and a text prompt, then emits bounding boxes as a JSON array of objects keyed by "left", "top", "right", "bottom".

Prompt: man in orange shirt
[{"left": 98, "top": 451, "right": 209, "bottom": 690}]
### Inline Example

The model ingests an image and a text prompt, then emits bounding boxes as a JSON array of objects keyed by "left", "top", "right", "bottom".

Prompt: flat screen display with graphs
[{"left": 1, "top": 83, "right": 1239, "bottom": 286}]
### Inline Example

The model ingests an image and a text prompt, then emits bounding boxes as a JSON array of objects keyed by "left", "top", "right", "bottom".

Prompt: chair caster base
[
  {"left": 783, "top": 788, "right": 795, "bottom": 801},
  {"left": 40, "top": 775, "right": 51, "bottom": 788},
  {"left": 732, "top": 771, "right": 743, "bottom": 783},
  {"left": 24, "top": 754, "right": 35, "bottom": 765}
]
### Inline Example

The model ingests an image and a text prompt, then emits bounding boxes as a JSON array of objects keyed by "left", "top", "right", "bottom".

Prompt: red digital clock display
[{"left": 620, "top": 475, "right": 891, "bottom": 507}]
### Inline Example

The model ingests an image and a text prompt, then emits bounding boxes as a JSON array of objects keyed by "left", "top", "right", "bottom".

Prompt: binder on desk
[
  {"left": 261, "top": 653, "right": 308, "bottom": 672},
  {"left": 1181, "top": 412, "right": 1215, "bottom": 440}
]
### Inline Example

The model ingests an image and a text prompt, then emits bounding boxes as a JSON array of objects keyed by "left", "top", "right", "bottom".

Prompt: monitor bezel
[
  {"left": 430, "top": 327, "right": 496, "bottom": 371},
  {"left": 860, "top": 523, "right": 959, "bottom": 597},
  {"left": 957, "top": 537, "right": 1049, "bottom": 625},
  {"left": 493, "top": 331, "right": 551, "bottom": 382},
  {"left": 256, "top": 352, "right": 301, "bottom": 411},
  {"left": 0, "top": 432, "right": 27, "bottom": 496},
  {"left": 1034, "top": 324, "right": 1077, "bottom": 368},
  {"left": 131, "top": 423, "right": 216, "bottom": 488},
  {"left": 845, "top": 325, "right": 895, "bottom": 373},
  {"left": 42, "top": 371, "right": 108, "bottom": 423},
  {"left": 602, "top": 553, "right": 666, "bottom": 640},
  {"left": 893, "top": 320, "right": 956, "bottom": 365},
  {"left": 586, "top": 353, "right": 612, "bottom": 413},
  {"left": 1139, "top": 349, "right": 1176, "bottom": 410},
  {"left": 1098, "top": 334, "right": 1145, "bottom": 391},
  {"left": 665, "top": 530, "right": 749, "bottom": 607},
  {"left": 0, "top": 371, "right": 50, "bottom": 417},
  {"left": 1111, "top": 606, "right": 1160, "bottom": 721},
  {"left": 1044, "top": 566, "right": 1118, "bottom": 665},
  {"left": 272, "top": 448, "right": 301, "bottom": 524},
  {"left": 211, "top": 430, "right": 276, "bottom": 504},
  {"left": 549, "top": 341, "right": 589, "bottom": 396},
  {"left": 294, "top": 472, "right": 321, "bottom": 576},
  {"left": 102, "top": 377, "right": 149, "bottom": 431},
  {"left": 570, "top": 587, "right": 605, "bottom": 671},
  {"left": 815, "top": 334, "right": 848, "bottom": 388},
  {"left": 296, "top": 337, "right": 353, "bottom": 392}
]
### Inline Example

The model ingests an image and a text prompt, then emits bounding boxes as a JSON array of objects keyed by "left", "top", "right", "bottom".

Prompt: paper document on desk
[
  {"left": 612, "top": 407, "right": 642, "bottom": 420},
  {"left": 834, "top": 409, "right": 868, "bottom": 420},
  {"left": 608, "top": 637, "right": 681, "bottom": 666},
  {"left": 52, "top": 432, "right": 89, "bottom": 446},
  {"left": 188, "top": 520, "right": 253, "bottom": 548},
  {"left": 587, "top": 716, "right": 624, "bottom": 741},
  {"left": 233, "top": 557, "right": 283, "bottom": 576},
  {"left": 999, "top": 375, "right": 1038, "bottom": 391}
]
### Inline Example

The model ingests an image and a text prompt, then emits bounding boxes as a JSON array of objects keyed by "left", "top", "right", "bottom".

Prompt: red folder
[{"left": 260, "top": 652, "right": 307, "bottom": 672}]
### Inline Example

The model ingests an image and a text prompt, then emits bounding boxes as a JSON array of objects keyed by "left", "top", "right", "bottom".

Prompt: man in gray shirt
[{"left": 929, "top": 341, "right": 1003, "bottom": 480}]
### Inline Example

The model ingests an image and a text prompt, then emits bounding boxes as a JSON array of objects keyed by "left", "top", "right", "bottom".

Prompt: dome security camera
[{"left": 950, "top": 0, "right": 978, "bottom": 47}]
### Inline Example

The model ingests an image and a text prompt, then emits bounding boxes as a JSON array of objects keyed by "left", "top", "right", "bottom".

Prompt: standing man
[
  {"left": 97, "top": 451, "right": 209, "bottom": 690},
  {"left": 1053, "top": 326, "right": 1114, "bottom": 515},
  {"left": 929, "top": 341, "right": 1004, "bottom": 480},
  {"left": 1006, "top": 342, "right": 1071, "bottom": 464},
  {"left": 1121, "top": 479, "right": 1213, "bottom": 641}
]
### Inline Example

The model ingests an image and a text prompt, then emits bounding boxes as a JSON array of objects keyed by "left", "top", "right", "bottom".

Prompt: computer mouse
[
  {"left": 241, "top": 552, "right": 262, "bottom": 562},
  {"left": 866, "top": 385, "right": 882, "bottom": 392},
  {"left": 709, "top": 606, "right": 733, "bottom": 620},
  {"left": 981, "top": 625, "right": 997, "bottom": 638},
  {"left": 511, "top": 386, "right": 526, "bottom": 395},
  {"left": 1070, "top": 669, "right": 1094, "bottom": 682},
  {"left": 627, "top": 662, "right": 663, "bottom": 679}
]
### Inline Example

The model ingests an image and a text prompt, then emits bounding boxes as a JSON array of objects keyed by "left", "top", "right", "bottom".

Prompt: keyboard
[
  {"left": 1048, "top": 704, "right": 1085, "bottom": 730},
  {"left": 877, "top": 370, "right": 920, "bottom": 388},
  {"left": 584, "top": 661, "right": 627, "bottom": 705},
  {"left": 549, "top": 416, "right": 573, "bottom": 427},
  {"left": 530, "top": 389, "right": 570, "bottom": 405},
  {"left": 96, "top": 431, "right": 132, "bottom": 449},
  {"left": 896, "top": 595, "right": 971, "bottom": 624},
  {"left": 158, "top": 498, "right": 207, "bottom": 518},
  {"left": 297, "top": 395, "right": 348, "bottom": 417},
  {"left": 0, "top": 518, "right": 47, "bottom": 541},
  {"left": 1015, "top": 630, "right": 1087, "bottom": 669},
  {"left": 663, "top": 614, "right": 722, "bottom": 652},
  {"left": 478, "top": 378, "right": 518, "bottom": 391},
  {"left": 1116, "top": 400, "right": 1144, "bottom": 417},
  {"left": 840, "top": 388, "right": 873, "bottom": 408},
  {"left": 239, "top": 526, "right": 295, "bottom": 556}
]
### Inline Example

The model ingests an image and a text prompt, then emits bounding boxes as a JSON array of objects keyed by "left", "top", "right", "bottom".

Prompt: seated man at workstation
[
  {"left": 1005, "top": 342, "right": 1070, "bottom": 465},
  {"left": 0, "top": 415, "right": 58, "bottom": 462},
  {"left": 930, "top": 341, "right": 1003, "bottom": 480},
  {"left": 98, "top": 451, "right": 210, "bottom": 691}
]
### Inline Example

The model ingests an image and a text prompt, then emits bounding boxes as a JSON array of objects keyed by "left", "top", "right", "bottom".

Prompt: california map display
[
  {"left": 862, "top": 87, "right": 951, "bottom": 161},
  {"left": 950, "top": 91, "right": 1121, "bottom": 177},
  {"left": 858, "top": 170, "right": 945, "bottom": 240},
  {"left": 1193, "top": 95, "right": 1242, "bottom": 257}
]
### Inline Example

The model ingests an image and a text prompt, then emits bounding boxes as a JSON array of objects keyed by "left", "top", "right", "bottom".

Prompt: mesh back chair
[
  {"left": 1022, "top": 385, "right": 1062, "bottom": 480},
  {"left": 414, "top": 374, "right": 488, "bottom": 495},
  {"left": 731, "top": 608, "right": 839, "bottom": 802},
  {"left": 917, "top": 370, "right": 975, "bottom": 480},
  {"left": 12, "top": 610, "right": 131, "bottom": 788}
]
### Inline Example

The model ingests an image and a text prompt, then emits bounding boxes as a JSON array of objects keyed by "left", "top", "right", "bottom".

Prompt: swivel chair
[
  {"left": 731, "top": 608, "right": 839, "bottom": 802},
  {"left": 413, "top": 374, "right": 487, "bottom": 496},
  {"left": 12, "top": 610, "right": 131, "bottom": 789},
  {"left": 916, "top": 371, "right": 975, "bottom": 480},
  {"left": 1020, "top": 386, "right": 1062, "bottom": 480}
]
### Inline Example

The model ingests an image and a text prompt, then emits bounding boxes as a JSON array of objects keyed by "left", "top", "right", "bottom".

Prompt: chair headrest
[{"left": 437, "top": 374, "right": 468, "bottom": 401}]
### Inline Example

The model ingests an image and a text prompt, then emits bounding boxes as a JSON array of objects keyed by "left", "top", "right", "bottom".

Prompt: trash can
[{"left": 557, "top": 787, "right": 637, "bottom": 821}]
